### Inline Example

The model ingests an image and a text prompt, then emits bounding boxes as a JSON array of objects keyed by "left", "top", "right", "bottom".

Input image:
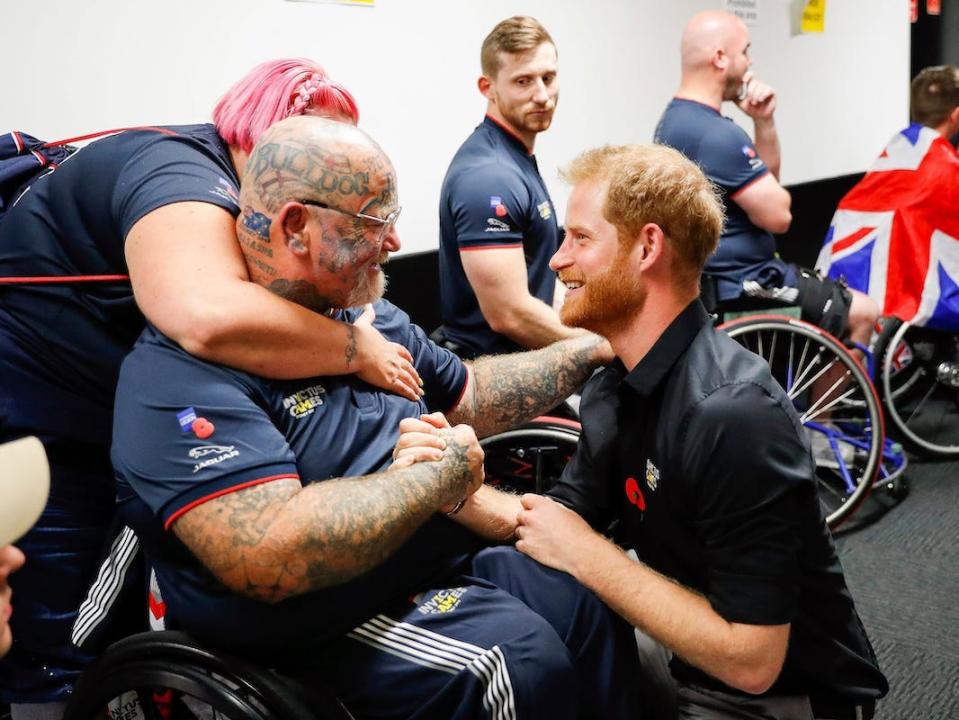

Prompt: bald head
[
  {"left": 240, "top": 115, "right": 392, "bottom": 215},
  {"left": 236, "top": 115, "right": 400, "bottom": 311},
  {"left": 677, "top": 10, "right": 751, "bottom": 102},
  {"left": 681, "top": 10, "right": 747, "bottom": 73}
]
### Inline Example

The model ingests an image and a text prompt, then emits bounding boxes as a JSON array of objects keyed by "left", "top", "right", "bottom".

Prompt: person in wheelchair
[
  {"left": 112, "top": 117, "right": 641, "bottom": 720},
  {"left": 426, "top": 144, "right": 888, "bottom": 719},
  {"left": 0, "top": 59, "right": 426, "bottom": 719},
  {"left": 653, "top": 10, "right": 878, "bottom": 347},
  {"left": 818, "top": 65, "right": 959, "bottom": 328}
]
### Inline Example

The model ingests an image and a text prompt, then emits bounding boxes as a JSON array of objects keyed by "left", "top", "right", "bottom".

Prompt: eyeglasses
[{"left": 301, "top": 199, "right": 402, "bottom": 242}]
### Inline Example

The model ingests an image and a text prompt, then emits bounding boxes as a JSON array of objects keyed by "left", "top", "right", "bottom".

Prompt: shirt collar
[
  {"left": 671, "top": 96, "right": 722, "bottom": 115},
  {"left": 483, "top": 115, "right": 533, "bottom": 155},
  {"left": 621, "top": 299, "right": 712, "bottom": 398}
]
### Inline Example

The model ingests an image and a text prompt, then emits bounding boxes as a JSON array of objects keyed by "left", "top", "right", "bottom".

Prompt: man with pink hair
[{"left": 0, "top": 59, "right": 417, "bottom": 718}]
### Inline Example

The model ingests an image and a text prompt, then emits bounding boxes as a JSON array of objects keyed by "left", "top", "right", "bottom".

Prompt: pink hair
[{"left": 213, "top": 58, "right": 360, "bottom": 153}]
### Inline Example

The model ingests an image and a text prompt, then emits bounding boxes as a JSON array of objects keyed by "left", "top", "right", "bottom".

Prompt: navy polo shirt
[
  {"left": 548, "top": 300, "right": 887, "bottom": 704},
  {"left": 112, "top": 300, "right": 477, "bottom": 657},
  {"left": 654, "top": 98, "right": 793, "bottom": 301},
  {"left": 0, "top": 124, "right": 240, "bottom": 446},
  {"left": 438, "top": 116, "right": 560, "bottom": 357}
]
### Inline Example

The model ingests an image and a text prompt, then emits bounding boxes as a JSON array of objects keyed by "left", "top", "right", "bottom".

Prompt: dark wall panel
[{"left": 775, "top": 172, "right": 864, "bottom": 269}]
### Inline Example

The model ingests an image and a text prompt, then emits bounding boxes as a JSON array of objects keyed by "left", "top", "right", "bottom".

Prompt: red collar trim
[{"left": 484, "top": 114, "right": 533, "bottom": 154}]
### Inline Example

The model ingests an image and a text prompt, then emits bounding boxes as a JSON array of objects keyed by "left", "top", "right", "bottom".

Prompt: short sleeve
[
  {"left": 679, "top": 381, "right": 808, "bottom": 625},
  {"left": 445, "top": 163, "right": 530, "bottom": 248},
  {"left": 112, "top": 134, "right": 240, "bottom": 239},
  {"left": 112, "top": 330, "right": 297, "bottom": 530},
  {"left": 343, "top": 300, "right": 469, "bottom": 414},
  {"left": 698, "top": 121, "right": 769, "bottom": 194},
  {"left": 547, "top": 436, "right": 614, "bottom": 531}
]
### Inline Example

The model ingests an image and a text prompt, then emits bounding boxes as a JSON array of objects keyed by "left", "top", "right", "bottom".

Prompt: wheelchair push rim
[{"left": 881, "top": 320, "right": 959, "bottom": 458}]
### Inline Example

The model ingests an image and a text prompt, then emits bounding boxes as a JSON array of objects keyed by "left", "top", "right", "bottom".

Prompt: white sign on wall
[{"left": 724, "top": 0, "right": 760, "bottom": 25}]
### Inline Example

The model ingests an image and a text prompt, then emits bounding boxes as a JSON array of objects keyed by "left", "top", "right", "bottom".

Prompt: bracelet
[{"left": 445, "top": 498, "right": 468, "bottom": 517}]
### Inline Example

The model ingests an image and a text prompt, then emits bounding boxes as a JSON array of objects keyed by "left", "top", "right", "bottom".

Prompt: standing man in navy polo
[
  {"left": 654, "top": 10, "right": 877, "bottom": 348},
  {"left": 437, "top": 16, "right": 581, "bottom": 359}
]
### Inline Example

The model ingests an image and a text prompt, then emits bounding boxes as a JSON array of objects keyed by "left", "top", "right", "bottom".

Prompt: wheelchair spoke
[{"left": 722, "top": 317, "right": 884, "bottom": 529}]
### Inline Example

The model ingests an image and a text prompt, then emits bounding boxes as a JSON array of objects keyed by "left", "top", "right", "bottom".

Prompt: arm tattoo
[
  {"left": 452, "top": 335, "right": 603, "bottom": 438},
  {"left": 173, "top": 438, "right": 473, "bottom": 603},
  {"left": 344, "top": 324, "right": 357, "bottom": 368}
]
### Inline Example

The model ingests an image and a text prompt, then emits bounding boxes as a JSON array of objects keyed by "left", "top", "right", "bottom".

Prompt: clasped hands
[
  {"left": 391, "top": 413, "right": 599, "bottom": 576},
  {"left": 390, "top": 412, "right": 485, "bottom": 514}
]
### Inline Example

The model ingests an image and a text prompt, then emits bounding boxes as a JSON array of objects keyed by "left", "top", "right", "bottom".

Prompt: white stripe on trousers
[
  {"left": 347, "top": 613, "right": 517, "bottom": 720},
  {"left": 71, "top": 525, "right": 139, "bottom": 646}
]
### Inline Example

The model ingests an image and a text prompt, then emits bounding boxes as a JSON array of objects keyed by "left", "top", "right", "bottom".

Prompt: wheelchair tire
[
  {"left": 63, "top": 631, "right": 354, "bottom": 720},
  {"left": 879, "top": 320, "right": 959, "bottom": 457},
  {"left": 719, "top": 315, "right": 884, "bottom": 529},
  {"left": 480, "top": 416, "right": 580, "bottom": 495}
]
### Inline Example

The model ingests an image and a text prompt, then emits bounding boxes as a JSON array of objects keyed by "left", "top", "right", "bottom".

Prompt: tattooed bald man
[{"left": 110, "top": 116, "right": 640, "bottom": 720}]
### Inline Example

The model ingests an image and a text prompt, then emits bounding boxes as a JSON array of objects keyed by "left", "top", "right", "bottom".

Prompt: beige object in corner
[{"left": 0, "top": 436, "right": 50, "bottom": 546}]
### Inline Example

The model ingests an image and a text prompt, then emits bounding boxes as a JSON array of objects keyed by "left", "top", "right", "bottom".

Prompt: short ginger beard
[{"left": 560, "top": 248, "right": 646, "bottom": 336}]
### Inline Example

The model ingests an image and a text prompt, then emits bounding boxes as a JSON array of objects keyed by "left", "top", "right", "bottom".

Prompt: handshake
[{"left": 390, "top": 412, "right": 485, "bottom": 515}]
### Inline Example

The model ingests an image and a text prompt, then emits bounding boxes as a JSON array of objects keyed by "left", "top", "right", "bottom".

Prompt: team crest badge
[{"left": 645, "top": 459, "right": 659, "bottom": 491}]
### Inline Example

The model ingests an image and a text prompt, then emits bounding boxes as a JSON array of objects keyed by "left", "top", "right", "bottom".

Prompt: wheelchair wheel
[
  {"left": 720, "top": 316, "right": 884, "bottom": 529},
  {"left": 480, "top": 416, "right": 580, "bottom": 495},
  {"left": 63, "top": 631, "right": 354, "bottom": 720},
  {"left": 879, "top": 320, "right": 959, "bottom": 457}
]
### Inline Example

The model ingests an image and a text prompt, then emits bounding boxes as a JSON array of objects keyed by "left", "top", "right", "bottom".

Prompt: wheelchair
[
  {"left": 481, "top": 413, "right": 581, "bottom": 495},
  {"left": 873, "top": 317, "right": 959, "bottom": 458},
  {"left": 703, "top": 279, "right": 907, "bottom": 530},
  {"left": 63, "top": 630, "right": 355, "bottom": 720}
]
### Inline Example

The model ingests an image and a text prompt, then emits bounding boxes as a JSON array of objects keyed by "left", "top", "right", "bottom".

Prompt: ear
[
  {"left": 478, "top": 75, "right": 494, "bottom": 101},
  {"left": 274, "top": 202, "right": 311, "bottom": 255},
  {"left": 714, "top": 49, "right": 728, "bottom": 71},
  {"left": 636, "top": 223, "right": 666, "bottom": 272}
]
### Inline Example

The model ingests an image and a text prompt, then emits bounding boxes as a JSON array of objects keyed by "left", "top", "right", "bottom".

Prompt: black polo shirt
[{"left": 548, "top": 299, "right": 887, "bottom": 704}]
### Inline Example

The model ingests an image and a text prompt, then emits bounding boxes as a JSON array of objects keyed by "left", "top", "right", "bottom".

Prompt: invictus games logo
[
  {"left": 283, "top": 384, "right": 326, "bottom": 419},
  {"left": 417, "top": 587, "right": 468, "bottom": 615},
  {"left": 537, "top": 200, "right": 552, "bottom": 220}
]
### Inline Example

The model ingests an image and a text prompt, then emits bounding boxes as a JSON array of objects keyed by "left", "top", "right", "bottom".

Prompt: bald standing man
[{"left": 655, "top": 10, "right": 877, "bottom": 347}]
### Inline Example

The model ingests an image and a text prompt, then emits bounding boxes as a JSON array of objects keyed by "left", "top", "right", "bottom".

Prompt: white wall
[{"left": 0, "top": 0, "right": 909, "bottom": 256}]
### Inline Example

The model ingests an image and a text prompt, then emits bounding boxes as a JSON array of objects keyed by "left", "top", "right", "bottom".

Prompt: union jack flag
[{"left": 816, "top": 124, "right": 959, "bottom": 330}]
